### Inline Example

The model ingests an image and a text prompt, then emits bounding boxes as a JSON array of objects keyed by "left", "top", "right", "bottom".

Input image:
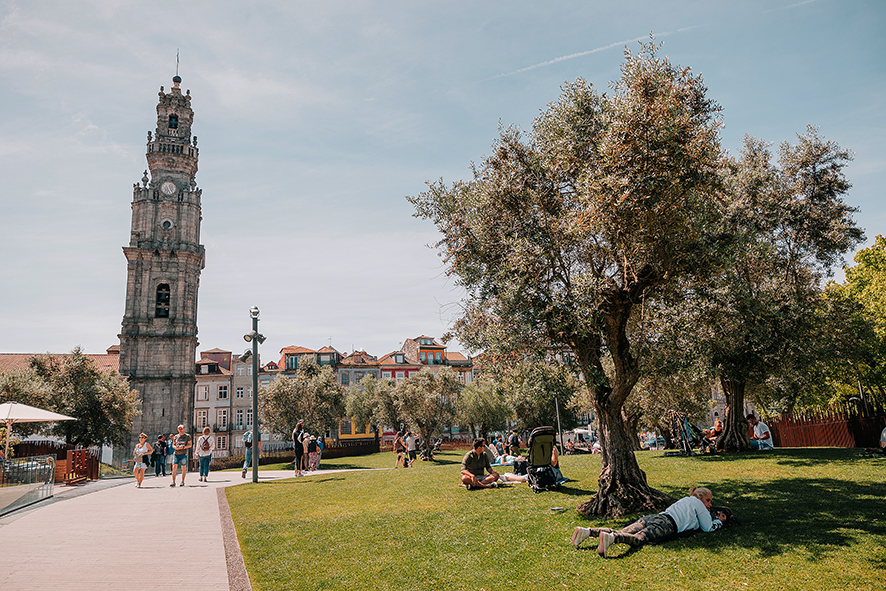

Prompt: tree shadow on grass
[{"left": 676, "top": 475, "right": 886, "bottom": 567}]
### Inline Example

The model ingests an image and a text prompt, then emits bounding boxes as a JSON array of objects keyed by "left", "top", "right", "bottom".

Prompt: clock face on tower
[{"left": 161, "top": 181, "right": 176, "bottom": 196}]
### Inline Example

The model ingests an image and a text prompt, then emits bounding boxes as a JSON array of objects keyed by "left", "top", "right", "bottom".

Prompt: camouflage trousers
[{"left": 614, "top": 513, "right": 677, "bottom": 547}]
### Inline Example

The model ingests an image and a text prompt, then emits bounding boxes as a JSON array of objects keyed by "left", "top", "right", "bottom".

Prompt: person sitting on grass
[
  {"left": 699, "top": 418, "right": 723, "bottom": 454},
  {"left": 571, "top": 486, "right": 727, "bottom": 557},
  {"left": 747, "top": 414, "right": 773, "bottom": 450},
  {"left": 460, "top": 438, "right": 500, "bottom": 489}
]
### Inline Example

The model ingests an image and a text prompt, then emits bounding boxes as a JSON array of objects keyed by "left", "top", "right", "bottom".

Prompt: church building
[{"left": 118, "top": 75, "right": 205, "bottom": 450}]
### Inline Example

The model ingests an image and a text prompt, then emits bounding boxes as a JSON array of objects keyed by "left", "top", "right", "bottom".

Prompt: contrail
[{"left": 488, "top": 32, "right": 682, "bottom": 81}]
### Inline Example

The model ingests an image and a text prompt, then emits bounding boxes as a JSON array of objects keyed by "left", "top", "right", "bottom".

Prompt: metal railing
[{"left": 1, "top": 454, "right": 55, "bottom": 517}]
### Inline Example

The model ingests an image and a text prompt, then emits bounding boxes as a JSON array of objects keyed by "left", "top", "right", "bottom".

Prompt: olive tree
[{"left": 410, "top": 41, "right": 726, "bottom": 516}]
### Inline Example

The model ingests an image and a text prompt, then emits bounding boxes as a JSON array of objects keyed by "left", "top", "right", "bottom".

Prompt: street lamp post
[{"left": 241, "top": 306, "right": 265, "bottom": 483}]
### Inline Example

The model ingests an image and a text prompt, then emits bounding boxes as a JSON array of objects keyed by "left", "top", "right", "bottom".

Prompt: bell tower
[{"left": 119, "top": 75, "right": 204, "bottom": 448}]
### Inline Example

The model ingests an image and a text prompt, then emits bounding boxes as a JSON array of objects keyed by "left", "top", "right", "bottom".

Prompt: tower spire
[{"left": 176, "top": 49, "right": 180, "bottom": 77}]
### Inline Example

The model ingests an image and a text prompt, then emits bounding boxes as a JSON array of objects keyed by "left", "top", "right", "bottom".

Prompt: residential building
[{"left": 194, "top": 349, "right": 233, "bottom": 456}]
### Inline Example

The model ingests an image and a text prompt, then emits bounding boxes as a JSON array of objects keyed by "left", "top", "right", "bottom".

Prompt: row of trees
[
  {"left": 260, "top": 355, "right": 587, "bottom": 461},
  {"left": 409, "top": 40, "right": 867, "bottom": 516},
  {"left": 0, "top": 348, "right": 140, "bottom": 453}
]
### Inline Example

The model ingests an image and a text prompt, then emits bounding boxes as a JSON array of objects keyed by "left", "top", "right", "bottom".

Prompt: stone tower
[{"left": 119, "top": 75, "right": 204, "bottom": 449}]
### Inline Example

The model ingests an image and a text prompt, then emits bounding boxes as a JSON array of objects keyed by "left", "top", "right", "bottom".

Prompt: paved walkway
[{"left": 0, "top": 468, "right": 322, "bottom": 590}]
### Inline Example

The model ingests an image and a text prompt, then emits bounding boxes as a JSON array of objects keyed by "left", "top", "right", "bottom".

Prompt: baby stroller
[{"left": 526, "top": 426, "right": 559, "bottom": 493}]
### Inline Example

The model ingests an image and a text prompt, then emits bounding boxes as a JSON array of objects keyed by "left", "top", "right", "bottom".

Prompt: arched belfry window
[
  {"left": 168, "top": 114, "right": 178, "bottom": 129},
  {"left": 155, "top": 284, "right": 171, "bottom": 318}
]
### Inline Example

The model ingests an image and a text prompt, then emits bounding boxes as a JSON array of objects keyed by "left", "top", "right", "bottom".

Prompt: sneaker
[
  {"left": 487, "top": 480, "right": 498, "bottom": 488},
  {"left": 571, "top": 527, "right": 590, "bottom": 548},
  {"left": 466, "top": 483, "right": 473, "bottom": 490},
  {"left": 597, "top": 531, "right": 615, "bottom": 558},
  {"left": 241, "top": 470, "right": 246, "bottom": 479},
  {"left": 170, "top": 482, "right": 176, "bottom": 487}
]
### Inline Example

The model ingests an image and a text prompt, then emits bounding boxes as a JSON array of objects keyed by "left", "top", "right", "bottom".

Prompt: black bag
[
  {"left": 526, "top": 465, "right": 558, "bottom": 493},
  {"left": 513, "top": 458, "right": 528, "bottom": 475}
]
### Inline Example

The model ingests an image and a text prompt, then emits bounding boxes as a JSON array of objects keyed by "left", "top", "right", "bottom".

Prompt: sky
[{"left": 1, "top": 0, "right": 884, "bottom": 363}]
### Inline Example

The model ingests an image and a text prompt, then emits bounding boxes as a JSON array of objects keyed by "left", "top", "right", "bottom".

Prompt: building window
[
  {"left": 458, "top": 372, "right": 466, "bottom": 384},
  {"left": 286, "top": 355, "right": 298, "bottom": 370},
  {"left": 247, "top": 387, "right": 252, "bottom": 398},
  {"left": 340, "top": 420, "right": 352, "bottom": 435},
  {"left": 420, "top": 352, "right": 427, "bottom": 363},
  {"left": 435, "top": 352, "right": 443, "bottom": 363},
  {"left": 235, "top": 408, "right": 244, "bottom": 429},
  {"left": 355, "top": 371, "right": 364, "bottom": 381},
  {"left": 196, "top": 409, "right": 208, "bottom": 428},
  {"left": 341, "top": 373, "right": 350, "bottom": 386},
  {"left": 168, "top": 114, "right": 178, "bottom": 129},
  {"left": 246, "top": 408, "right": 253, "bottom": 427},
  {"left": 218, "top": 385, "right": 228, "bottom": 400},
  {"left": 383, "top": 371, "right": 391, "bottom": 379},
  {"left": 197, "top": 386, "right": 209, "bottom": 401},
  {"left": 394, "top": 354, "right": 404, "bottom": 364},
  {"left": 247, "top": 364, "right": 253, "bottom": 376},
  {"left": 217, "top": 409, "right": 228, "bottom": 429},
  {"left": 155, "top": 284, "right": 170, "bottom": 318},
  {"left": 236, "top": 366, "right": 245, "bottom": 377},
  {"left": 236, "top": 387, "right": 244, "bottom": 399},
  {"left": 396, "top": 371, "right": 405, "bottom": 382},
  {"left": 216, "top": 435, "right": 227, "bottom": 450}
]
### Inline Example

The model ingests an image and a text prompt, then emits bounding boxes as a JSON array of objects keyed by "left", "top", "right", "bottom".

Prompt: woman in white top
[
  {"left": 195, "top": 426, "right": 215, "bottom": 482},
  {"left": 132, "top": 433, "right": 153, "bottom": 488}
]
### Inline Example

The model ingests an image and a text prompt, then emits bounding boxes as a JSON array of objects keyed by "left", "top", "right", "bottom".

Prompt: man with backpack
[
  {"left": 195, "top": 426, "right": 215, "bottom": 482},
  {"left": 241, "top": 429, "right": 262, "bottom": 478}
]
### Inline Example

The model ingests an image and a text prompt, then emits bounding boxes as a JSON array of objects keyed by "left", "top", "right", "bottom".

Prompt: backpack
[
  {"left": 513, "top": 458, "right": 528, "bottom": 475},
  {"left": 526, "top": 465, "right": 558, "bottom": 493},
  {"left": 201, "top": 436, "right": 211, "bottom": 451}
]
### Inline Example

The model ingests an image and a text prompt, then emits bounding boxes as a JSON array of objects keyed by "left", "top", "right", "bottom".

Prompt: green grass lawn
[{"left": 226, "top": 448, "right": 885, "bottom": 591}]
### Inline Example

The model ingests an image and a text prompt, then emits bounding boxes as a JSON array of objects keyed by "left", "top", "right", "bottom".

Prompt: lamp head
[
  {"left": 239, "top": 349, "right": 252, "bottom": 362},
  {"left": 249, "top": 306, "right": 260, "bottom": 319}
]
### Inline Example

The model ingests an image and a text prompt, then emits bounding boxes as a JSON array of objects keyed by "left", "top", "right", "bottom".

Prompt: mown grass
[{"left": 226, "top": 448, "right": 886, "bottom": 591}]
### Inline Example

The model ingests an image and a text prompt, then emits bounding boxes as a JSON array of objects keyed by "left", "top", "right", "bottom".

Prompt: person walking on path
[
  {"left": 316, "top": 435, "right": 324, "bottom": 470},
  {"left": 153, "top": 434, "right": 167, "bottom": 477},
  {"left": 195, "top": 426, "right": 215, "bottom": 482},
  {"left": 132, "top": 433, "right": 153, "bottom": 488},
  {"left": 571, "top": 486, "right": 726, "bottom": 557},
  {"left": 394, "top": 431, "right": 407, "bottom": 467},
  {"left": 170, "top": 424, "right": 192, "bottom": 487},
  {"left": 307, "top": 435, "right": 319, "bottom": 471},
  {"left": 292, "top": 421, "right": 305, "bottom": 477},
  {"left": 166, "top": 433, "right": 176, "bottom": 474},
  {"left": 405, "top": 431, "right": 418, "bottom": 466},
  {"left": 241, "top": 429, "right": 262, "bottom": 478}
]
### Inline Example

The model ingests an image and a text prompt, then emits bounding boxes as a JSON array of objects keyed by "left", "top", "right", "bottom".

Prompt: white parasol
[{"left": 0, "top": 402, "right": 76, "bottom": 460}]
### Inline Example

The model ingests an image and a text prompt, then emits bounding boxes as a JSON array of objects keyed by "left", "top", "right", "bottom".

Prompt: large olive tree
[{"left": 410, "top": 42, "right": 726, "bottom": 516}]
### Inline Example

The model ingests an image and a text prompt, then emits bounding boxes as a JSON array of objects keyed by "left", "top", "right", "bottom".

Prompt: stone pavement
[{"left": 0, "top": 468, "right": 314, "bottom": 590}]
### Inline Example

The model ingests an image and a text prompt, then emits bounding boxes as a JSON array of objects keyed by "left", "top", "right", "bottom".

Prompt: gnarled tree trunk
[
  {"left": 716, "top": 378, "right": 751, "bottom": 452},
  {"left": 577, "top": 401, "right": 673, "bottom": 517}
]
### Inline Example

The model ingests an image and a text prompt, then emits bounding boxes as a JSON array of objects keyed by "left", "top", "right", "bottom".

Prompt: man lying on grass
[
  {"left": 571, "top": 486, "right": 727, "bottom": 557},
  {"left": 460, "top": 438, "right": 501, "bottom": 489}
]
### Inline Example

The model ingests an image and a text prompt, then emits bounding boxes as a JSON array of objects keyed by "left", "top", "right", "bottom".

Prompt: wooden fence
[{"left": 769, "top": 403, "right": 886, "bottom": 448}]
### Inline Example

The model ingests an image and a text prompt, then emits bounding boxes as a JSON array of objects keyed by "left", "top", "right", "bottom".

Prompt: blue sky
[{"left": 1, "top": 0, "right": 883, "bottom": 361}]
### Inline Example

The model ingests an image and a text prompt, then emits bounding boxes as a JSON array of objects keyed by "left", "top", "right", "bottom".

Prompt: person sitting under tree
[
  {"left": 747, "top": 414, "right": 773, "bottom": 450},
  {"left": 571, "top": 486, "right": 727, "bottom": 557}
]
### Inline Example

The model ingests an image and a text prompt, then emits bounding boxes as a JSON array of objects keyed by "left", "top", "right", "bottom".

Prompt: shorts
[
  {"left": 134, "top": 462, "right": 147, "bottom": 470},
  {"left": 173, "top": 454, "right": 188, "bottom": 466},
  {"left": 408, "top": 450, "right": 417, "bottom": 461}
]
